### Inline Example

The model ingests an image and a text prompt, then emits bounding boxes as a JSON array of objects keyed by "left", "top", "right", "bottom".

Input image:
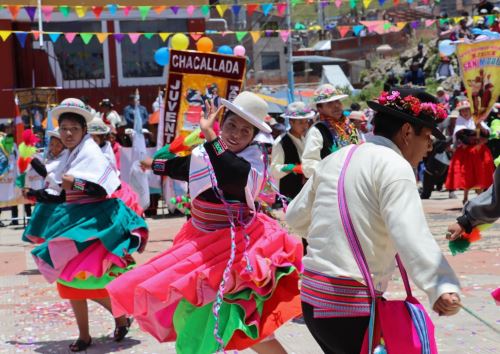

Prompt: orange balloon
[{"left": 196, "top": 37, "right": 214, "bottom": 53}]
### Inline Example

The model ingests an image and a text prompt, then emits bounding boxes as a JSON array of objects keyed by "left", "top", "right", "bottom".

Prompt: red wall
[{"left": 0, "top": 20, "right": 17, "bottom": 118}]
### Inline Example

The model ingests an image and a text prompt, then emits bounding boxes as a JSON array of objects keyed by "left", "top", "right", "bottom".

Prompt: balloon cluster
[
  {"left": 170, "top": 195, "right": 191, "bottom": 215},
  {"left": 154, "top": 34, "right": 248, "bottom": 67}
]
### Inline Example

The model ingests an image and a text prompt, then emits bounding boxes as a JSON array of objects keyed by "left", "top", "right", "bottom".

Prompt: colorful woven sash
[
  {"left": 301, "top": 268, "right": 382, "bottom": 318},
  {"left": 65, "top": 190, "right": 107, "bottom": 204},
  {"left": 190, "top": 198, "right": 253, "bottom": 232}
]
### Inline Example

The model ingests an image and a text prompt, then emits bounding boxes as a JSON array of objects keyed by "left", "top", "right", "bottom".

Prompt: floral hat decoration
[
  {"left": 281, "top": 102, "right": 316, "bottom": 120},
  {"left": 367, "top": 90, "right": 448, "bottom": 140},
  {"left": 311, "top": 84, "right": 348, "bottom": 108}
]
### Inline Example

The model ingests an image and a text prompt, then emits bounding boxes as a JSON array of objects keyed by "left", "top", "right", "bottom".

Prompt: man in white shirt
[
  {"left": 302, "top": 84, "right": 359, "bottom": 178},
  {"left": 271, "top": 102, "right": 314, "bottom": 200},
  {"left": 286, "top": 90, "right": 461, "bottom": 353}
]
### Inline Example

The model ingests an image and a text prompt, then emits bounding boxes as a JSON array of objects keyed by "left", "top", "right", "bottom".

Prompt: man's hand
[
  {"left": 140, "top": 158, "right": 153, "bottom": 171},
  {"left": 61, "top": 175, "right": 75, "bottom": 190},
  {"left": 433, "top": 293, "right": 461, "bottom": 316},
  {"left": 446, "top": 223, "right": 464, "bottom": 241}
]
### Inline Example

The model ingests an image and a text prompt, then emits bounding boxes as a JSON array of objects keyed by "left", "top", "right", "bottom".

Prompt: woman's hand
[
  {"left": 61, "top": 175, "right": 75, "bottom": 190},
  {"left": 140, "top": 158, "right": 153, "bottom": 171},
  {"left": 200, "top": 100, "right": 223, "bottom": 142},
  {"left": 433, "top": 293, "right": 461, "bottom": 316},
  {"left": 446, "top": 223, "right": 464, "bottom": 241}
]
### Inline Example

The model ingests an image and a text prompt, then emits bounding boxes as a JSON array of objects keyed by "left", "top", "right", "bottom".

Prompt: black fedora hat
[{"left": 367, "top": 89, "right": 446, "bottom": 140}]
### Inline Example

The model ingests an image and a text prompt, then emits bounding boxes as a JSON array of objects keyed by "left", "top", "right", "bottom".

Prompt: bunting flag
[
  {"left": 363, "top": 0, "right": 372, "bottom": 8},
  {"left": 170, "top": 6, "right": 180, "bottom": 15},
  {"left": 144, "top": 32, "right": 154, "bottom": 39},
  {"left": 59, "top": 5, "right": 70, "bottom": 17},
  {"left": 186, "top": 5, "right": 196, "bottom": 16},
  {"left": 261, "top": 3, "right": 273, "bottom": 16},
  {"left": 235, "top": 31, "right": 247, "bottom": 42},
  {"left": 394, "top": 0, "right": 400, "bottom": 5},
  {"left": 153, "top": 5, "right": 166, "bottom": 15},
  {"left": 138, "top": 6, "right": 151, "bottom": 20},
  {"left": 353, "top": 24, "right": 364, "bottom": 36},
  {"left": 190, "top": 33, "right": 202, "bottom": 41},
  {"left": 24, "top": 6, "right": 37, "bottom": 22},
  {"left": 114, "top": 33, "right": 125, "bottom": 43},
  {"left": 64, "top": 32, "right": 77, "bottom": 43},
  {"left": 200, "top": 5, "right": 210, "bottom": 16},
  {"left": 123, "top": 5, "right": 132, "bottom": 16},
  {"left": 159, "top": 32, "right": 171, "bottom": 42},
  {"left": 250, "top": 31, "right": 261, "bottom": 43},
  {"left": 128, "top": 33, "right": 141, "bottom": 44},
  {"left": 92, "top": 6, "right": 103, "bottom": 19},
  {"left": 349, "top": 0, "right": 357, "bottom": 9},
  {"left": 74, "top": 6, "right": 87, "bottom": 18},
  {"left": 320, "top": 1, "right": 329, "bottom": 8},
  {"left": 277, "top": 3, "right": 287, "bottom": 16},
  {"left": 335, "top": 0, "right": 342, "bottom": 8},
  {"left": 232, "top": 5, "right": 241, "bottom": 17},
  {"left": 425, "top": 19, "right": 436, "bottom": 27},
  {"left": 107, "top": 4, "right": 118, "bottom": 15},
  {"left": 48, "top": 32, "right": 61, "bottom": 43},
  {"left": 80, "top": 33, "right": 93, "bottom": 45},
  {"left": 338, "top": 26, "right": 350, "bottom": 37},
  {"left": 291, "top": 0, "right": 302, "bottom": 6},
  {"left": 215, "top": 4, "right": 228, "bottom": 17},
  {"left": 32, "top": 31, "right": 40, "bottom": 40},
  {"left": 96, "top": 33, "right": 108, "bottom": 43},
  {"left": 279, "top": 30, "right": 290, "bottom": 42},
  {"left": 41, "top": 6, "right": 54, "bottom": 22},
  {"left": 15, "top": 32, "right": 28, "bottom": 48},
  {"left": 0, "top": 30, "right": 11, "bottom": 41},
  {"left": 8, "top": 5, "right": 20, "bottom": 20},
  {"left": 246, "top": 4, "right": 258, "bottom": 16}
]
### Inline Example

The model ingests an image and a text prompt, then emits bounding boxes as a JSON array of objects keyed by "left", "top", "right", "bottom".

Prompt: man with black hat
[
  {"left": 302, "top": 84, "right": 359, "bottom": 178},
  {"left": 286, "top": 89, "right": 461, "bottom": 354}
]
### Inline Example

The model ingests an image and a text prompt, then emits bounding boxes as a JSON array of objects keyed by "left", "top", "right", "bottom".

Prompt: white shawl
[{"left": 46, "top": 135, "right": 120, "bottom": 196}]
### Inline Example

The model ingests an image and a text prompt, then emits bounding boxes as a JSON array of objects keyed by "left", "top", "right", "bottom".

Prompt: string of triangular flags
[
  {"left": 0, "top": 0, "right": 432, "bottom": 22},
  {"left": 0, "top": 19, "right": 436, "bottom": 48}
]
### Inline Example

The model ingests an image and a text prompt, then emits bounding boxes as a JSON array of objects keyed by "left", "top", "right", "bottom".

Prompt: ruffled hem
[
  {"left": 111, "top": 181, "right": 144, "bottom": 216},
  {"left": 106, "top": 213, "right": 302, "bottom": 344},
  {"left": 23, "top": 199, "right": 148, "bottom": 283}
]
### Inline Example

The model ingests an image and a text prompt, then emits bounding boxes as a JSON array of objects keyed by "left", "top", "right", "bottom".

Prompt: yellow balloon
[
  {"left": 171, "top": 33, "right": 189, "bottom": 51},
  {"left": 196, "top": 37, "right": 214, "bottom": 53}
]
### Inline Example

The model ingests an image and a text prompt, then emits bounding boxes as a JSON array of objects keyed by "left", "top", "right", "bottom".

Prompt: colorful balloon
[
  {"left": 196, "top": 37, "right": 214, "bottom": 53},
  {"left": 171, "top": 33, "right": 189, "bottom": 51},
  {"left": 217, "top": 45, "right": 233, "bottom": 55},
  {"left": 154, "top": 47, "right": 170, "bottom": 66},
  {"left": 233, "top": 45, "right": 246, "bottom": 57}
]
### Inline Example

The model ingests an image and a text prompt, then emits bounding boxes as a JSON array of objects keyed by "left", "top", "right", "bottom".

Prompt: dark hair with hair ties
[
  {"left": 58, "top": 112, "right": 87, "bottom": 129},
  {"left": 372, "top": 111, "right": 424, "bottom": 139}
]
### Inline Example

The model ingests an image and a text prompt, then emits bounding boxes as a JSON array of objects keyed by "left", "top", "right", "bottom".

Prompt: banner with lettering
[
  {"left": 0, "top": 151, "right": 22, "bottom": 208},
  {"left": 456, "top": 39, "right": 500, "bottom": 122},
  {"left": 162, "top": 50, "right": 246, "bottom": 144}
]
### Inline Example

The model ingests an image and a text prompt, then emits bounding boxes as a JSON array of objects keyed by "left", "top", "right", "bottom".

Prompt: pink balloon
[{"left": 233, "top": 45, "right": 246, "bottom": 57}]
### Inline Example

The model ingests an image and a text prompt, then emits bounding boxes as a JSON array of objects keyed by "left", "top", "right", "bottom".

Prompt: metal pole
[
  {"left": 286, "top": 0, "right": 295, "bottom": 102},
  {"left": 37, "top": 0, "right": 43, "bottom": 47}
]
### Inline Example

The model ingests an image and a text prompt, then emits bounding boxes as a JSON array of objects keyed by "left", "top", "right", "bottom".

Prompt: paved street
[{"left": 0, "top": 191, "right": 499, "bottom": 353}]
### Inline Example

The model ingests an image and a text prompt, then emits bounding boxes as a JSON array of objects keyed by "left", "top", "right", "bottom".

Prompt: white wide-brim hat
[
  {"left": 46, "top": 128, "right": 61, "bottom": 140},
  {"left": 456, "top": 100, "right": 471, "bottom": 111},
  {"left": 312, "top": 84, "right": 348, "bottom": 108},
  {"left": 280, "top": 101, "right": 316, "bottom": 120},
  {"left": 87, "top": 117, "right": 111, "bottom": 135},
  {"left": 221, "top": 92, "right": 272, "bottom": 134},
  {"left": 51, "top": 98, "right": 95, "bottom": 123}
]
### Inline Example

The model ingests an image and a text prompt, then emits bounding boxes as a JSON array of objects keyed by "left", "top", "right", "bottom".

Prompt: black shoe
[
  {"left": 9, "top": 221, "right": 19, "bottom": 226},
  {"left": 114, "top": 317, "right": 133, "bottom": 342},
  {"left": 69, "top": 337, "right": 92, "bottom": 352},
  {"left": 0, "top": 221, "right": 5, "bottom": 228}
]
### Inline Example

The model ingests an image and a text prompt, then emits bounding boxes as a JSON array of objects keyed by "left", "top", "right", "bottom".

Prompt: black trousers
[{"left": 302, "top": 302, "right": 369, "bottom": 354}]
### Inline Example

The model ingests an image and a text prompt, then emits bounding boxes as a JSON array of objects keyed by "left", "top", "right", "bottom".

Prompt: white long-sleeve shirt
[
  {"left": 286, "top": 135, "right": 460, "bottom": 306},
  {"left": 270, "top": 133, "right": 305, "bottom": 185},
  {"left": 301, "top": 126, "right": 324, "bottom": 178}
]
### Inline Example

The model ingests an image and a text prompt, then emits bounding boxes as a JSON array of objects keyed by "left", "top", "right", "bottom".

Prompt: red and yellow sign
[
  {"left": 457, "top": 39, "right": 500, "bottom": 122},
  {"left": 162, "top": 50, "right": 246, "bottom": 144}
]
